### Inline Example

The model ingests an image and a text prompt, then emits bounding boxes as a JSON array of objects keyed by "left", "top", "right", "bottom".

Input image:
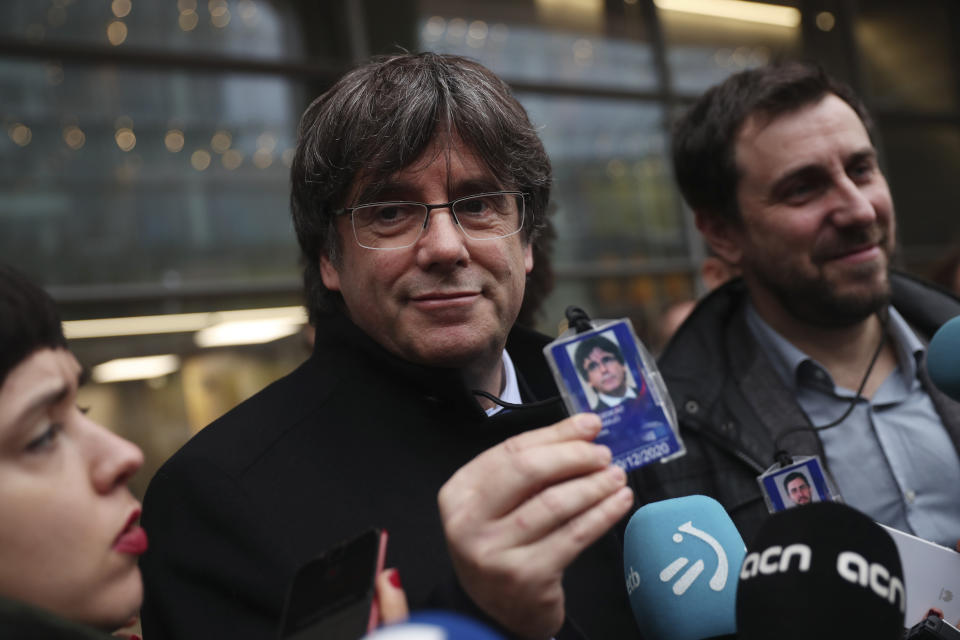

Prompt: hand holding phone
[{"left": 278, "top": 528, "right": 388, "bottom": 640}]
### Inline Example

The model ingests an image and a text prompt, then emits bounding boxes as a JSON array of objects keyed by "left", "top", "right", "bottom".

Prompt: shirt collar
[
  {"left": 597, "top": 385, "right": 637, "bottom": 408},
  {"left": 745, "top": 303, "right": 926, "bottom": 392},
  {"left": 486, "top": 349, "right": 520, "bottom": 416}
]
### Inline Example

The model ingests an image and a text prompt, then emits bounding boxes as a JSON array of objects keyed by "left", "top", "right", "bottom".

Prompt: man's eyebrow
[
  {"left": 769, "top": 163, "right": 827, "bottom": 194},
  {"left": 770, "top": 146, "right": 877, "bottom": 193},
  {"left": 845, "top": 148, "right": 877, "bottom": 166}
]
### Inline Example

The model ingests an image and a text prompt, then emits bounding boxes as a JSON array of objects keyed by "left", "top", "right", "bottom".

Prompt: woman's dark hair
[
  {"left": 290, "top": 52, "right": 552, "bottom": 323},
  {"left": 672, "top": 62, "right": 873, "bottom": 225},
  {"left": 0, "top": 264, "right": 67, "bottom": 387}
]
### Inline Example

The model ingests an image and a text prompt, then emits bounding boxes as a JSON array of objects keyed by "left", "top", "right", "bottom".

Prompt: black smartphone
[
  {"left": 278, "top": 528, "right": 388, "bottom": 640},
  {"left": 905, "top": 615, "right": 960, "bottom": 640}
]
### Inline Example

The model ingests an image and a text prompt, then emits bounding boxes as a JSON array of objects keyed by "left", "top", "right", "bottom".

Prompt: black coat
[
  {"left": 0, "top": 597, "right": 115, "bottom": 640},
  {"left": 140, "top": 312, "right": 640, "bottom": 639},
  {"left": 643, "top": 272, "right": 960, "bottom": 545}
]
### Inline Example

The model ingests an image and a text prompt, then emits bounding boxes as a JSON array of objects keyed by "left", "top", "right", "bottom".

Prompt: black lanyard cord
[{"left": 771, "top": 309, "right": 889, "bottom": 465}]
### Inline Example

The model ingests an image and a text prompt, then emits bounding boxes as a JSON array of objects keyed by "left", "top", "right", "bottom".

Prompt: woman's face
[{"left": 0, "top": 347, "right": 145, "bottom": 629}]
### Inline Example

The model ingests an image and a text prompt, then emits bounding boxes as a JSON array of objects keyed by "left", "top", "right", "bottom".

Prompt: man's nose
[
  {"left": 830, "top": 176, "right": 877, "bottom": 227},
  {"left": 415, "top": 208, "right": 469, "bottom": 267}
]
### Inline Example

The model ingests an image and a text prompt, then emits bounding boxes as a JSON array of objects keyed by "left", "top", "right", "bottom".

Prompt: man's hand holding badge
[{"left": 438, "top": 307, "right": 686, "bottom": 638}]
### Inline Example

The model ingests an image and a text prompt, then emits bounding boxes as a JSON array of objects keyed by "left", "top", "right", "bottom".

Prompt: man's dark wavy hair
[
  {"left": 672, "top": 61, "right": 874, "bottom": 225},
  {"left": 290, "top": 52, "right": 553, "bottom": 324},
  {"left": 0, "top": 264, "right": 67, "bottom": 388}
]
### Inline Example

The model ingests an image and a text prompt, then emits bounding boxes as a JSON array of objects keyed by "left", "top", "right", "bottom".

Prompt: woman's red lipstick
[{"left": 114, "top": 509, "right": 149, "bottom": 555}]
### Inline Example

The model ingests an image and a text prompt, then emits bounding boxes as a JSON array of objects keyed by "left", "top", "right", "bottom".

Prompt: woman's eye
[{"left": 25, "top": 423, "right": 63, "bottom": 453}]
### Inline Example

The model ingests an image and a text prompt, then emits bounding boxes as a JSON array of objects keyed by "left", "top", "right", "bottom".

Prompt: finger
[
  {"left": 497, "top": 464, "right": 629, "bottom": 548},
  {"left": 529, "top": 484, "right": 634, "bottom": 573},
  {"left": 440, "top": 437, "right": 612, "bottom": 523},
  {"left": 499, "top": 413, "right": 604, "bottom": 451},
  {"left": 375, "top": 568, "right": 408, "bottom": 626}
]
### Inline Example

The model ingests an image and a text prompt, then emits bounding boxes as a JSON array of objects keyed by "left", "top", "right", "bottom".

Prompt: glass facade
[{"left": 3, "top": 0, "right": 960, "bottom": 496}]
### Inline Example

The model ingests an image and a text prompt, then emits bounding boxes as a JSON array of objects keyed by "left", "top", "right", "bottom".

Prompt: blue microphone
[
  {"left": 623, "top": 495, "right": 745, "bottom": 640},
  {"left": 928, "top": 315, "right": 960, "bottom": 402},
  {"left": 362, "top": 611, "right": 504, "bottom": 639}
]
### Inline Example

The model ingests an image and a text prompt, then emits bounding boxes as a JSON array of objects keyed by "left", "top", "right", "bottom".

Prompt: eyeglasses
[
  {"left": 333, "top": 191, "right": 526, "bottom": 250},
  {"left": 584, "top": 355, "right": 620, "bottom": 373}
]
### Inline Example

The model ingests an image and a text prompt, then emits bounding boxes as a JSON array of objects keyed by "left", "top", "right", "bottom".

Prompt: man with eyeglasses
[{"left": 140, "top": 53, "right": 636, "bottom": 640}]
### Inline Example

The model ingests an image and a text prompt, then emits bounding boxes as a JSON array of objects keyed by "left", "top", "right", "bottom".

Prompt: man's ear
[
  {"left": 694, "top": 210, "right": 743, "bottom": 267},
  {"left": 319, "top": 253, "right": 341, "bottom": 292}
]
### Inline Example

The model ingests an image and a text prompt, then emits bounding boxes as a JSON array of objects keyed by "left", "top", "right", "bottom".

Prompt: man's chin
[
  {"left": 772, "top": 271, "right": 891, "bottom": 328},
  {"left": 401, "top": 333, "right": 499, "bottom": 369}
]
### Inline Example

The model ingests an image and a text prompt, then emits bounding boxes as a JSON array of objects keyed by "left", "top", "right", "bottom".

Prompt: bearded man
[{"left": 640, "top": 62, "right": 960, "bottom": 548}]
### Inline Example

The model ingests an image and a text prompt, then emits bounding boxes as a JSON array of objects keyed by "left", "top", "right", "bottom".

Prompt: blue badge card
[{"left": 544, "top": 318, "right": 685, "bottom": 471}]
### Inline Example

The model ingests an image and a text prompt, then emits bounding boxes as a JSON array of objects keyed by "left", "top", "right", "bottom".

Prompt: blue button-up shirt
[{"left": 746, "top": 304, "right": 960, "bottom": 547}]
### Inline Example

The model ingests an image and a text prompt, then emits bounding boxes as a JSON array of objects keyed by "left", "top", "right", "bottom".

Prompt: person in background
[
  {"left": 656, "top": 253, "right": 740, "bottom": 352},
  {"left": 646, "top": 61, "right": 960, "bottom": 548}
]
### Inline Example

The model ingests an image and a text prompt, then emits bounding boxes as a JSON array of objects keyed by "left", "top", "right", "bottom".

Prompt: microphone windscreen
[
  {"left": 361, "top": 611, "right": 504, "bottom": 640},
  {"left": 623, "top": 495, "right": 745, "bottom": 640},
  {"left": 928, "top": 315, "right": 960, "bottom": 402},
  {"left": 736, "top": 501, "right": 905, "bottom": 640}
]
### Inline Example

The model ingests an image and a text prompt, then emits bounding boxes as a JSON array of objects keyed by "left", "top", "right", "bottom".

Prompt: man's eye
[
  {"left": 25, "top": 423, "right": 63, "bottom": 453},
  {"left": 783, "top": 182, "right": 816, "bottom": 202},
  {"left": 375, "top": 206, "right": 410, "bottom": 222},
  {"left": 848, "top": 162, "right": 873, "bottom": 181},
  {"left": 458, "top": 198, "right": 490, "bottom": 215}
]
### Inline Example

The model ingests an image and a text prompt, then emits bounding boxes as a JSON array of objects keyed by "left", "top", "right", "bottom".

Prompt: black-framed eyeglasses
[{"left": 333, "top": 191, "right": 526, "bottom": 250}]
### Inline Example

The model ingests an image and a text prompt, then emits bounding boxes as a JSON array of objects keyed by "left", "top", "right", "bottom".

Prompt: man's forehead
[
  {"left": 346, "top": 135, "right": 498, "bottom": 203},
  {"left": 734, "top": 94, "right": 871, "bottom": 179}
]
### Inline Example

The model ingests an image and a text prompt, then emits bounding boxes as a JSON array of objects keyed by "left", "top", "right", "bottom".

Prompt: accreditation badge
[
  {"left": 544, "top": 317, "right": 685, "bottom": 471},
  {"left": 757, "top": 455, "right": 843, "bottom": 514}
]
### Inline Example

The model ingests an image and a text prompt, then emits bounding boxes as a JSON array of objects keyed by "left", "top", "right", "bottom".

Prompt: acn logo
[
  {"left": 837, "top": 551, "right": 905, "bottom": 613},
  {"left": 658, "top": 521, "right": 729, "bottom": 596},
  {"left": 740, "top": 544, "right": 812, "bottom": 580}
]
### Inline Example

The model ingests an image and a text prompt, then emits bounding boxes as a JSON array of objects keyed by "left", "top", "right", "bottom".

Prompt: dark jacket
[
  {"left": 0, "top": 597, "right": 115, "bottom": 640},
  {"left": 641, "top": 272, "right": 960, "bottom": 544},
  {"left": 140, "top": 312, "right": 640, "bottom": 639}
]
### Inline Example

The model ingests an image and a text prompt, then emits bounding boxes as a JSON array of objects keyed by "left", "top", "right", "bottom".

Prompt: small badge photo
[
  {"left": 544, "top": 318, "right": 685, "bottom": 471},
  {"left": 757, "top": 455, "right": 841, "bottom": 514}
]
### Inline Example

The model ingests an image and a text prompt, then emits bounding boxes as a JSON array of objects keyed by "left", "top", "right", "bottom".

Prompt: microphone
[
  {"left": 623, "top": 495, "right": 745, "bottom": 640},
  {"left": 736, "top": 501, "right": 905, "bottom": 640},
  {"left": 927, "top": 315, "right": 960, "bottom": 401},
  {"left": 361, "top": 610, "right": 504, "bottom": 639}
]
